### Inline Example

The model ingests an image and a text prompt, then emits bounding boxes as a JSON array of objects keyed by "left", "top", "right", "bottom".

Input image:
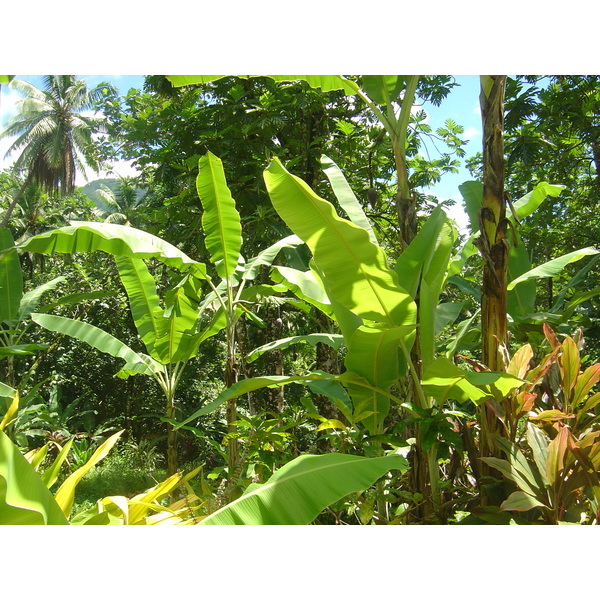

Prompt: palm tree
[
  {"left": 93, "top": 177, "right": 145, "bottom": 227},
  {"left": 0, "top": 75, "right": 115, "bottom": 227}
]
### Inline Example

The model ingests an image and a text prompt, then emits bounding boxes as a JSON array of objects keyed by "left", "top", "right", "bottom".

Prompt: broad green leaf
[
  {"left": 306, "top": 380, "right": 354, "bottom": 421},
  {"left": 423, "top": 357, "right": 523, "bottom": 406},
  {"left": 447, "top": 237, "right": 479, "bottom": 278},
  {"left": 242, "top": 234, "right": 303, "bottom": 282},
  {"left": 0, "top": 228, "right": 22, "bottom": 324},
  {"left": 0, "top": 343, "right": 49, "bottom": 356},
  {"left": 434, "top": 302, "right": 464, "bottom": 335},
  {"left": 38, "top": 289, "right": 118, "bottom": 313},
  {"left": 316, "top": 419, "right": 347, "bottom": 431},
  {"left": 458, "top": 181, "right": 483, "bottom": 233},
  {"left": 246, "top": 333, "right": 344, "bottom": 364},
  {"left": 115, "top": 256, "right": 163, "bottom": 359},
  {"left": 493, "top": 434, "right": 547, "bottom": 494},
  {"left": 500, "top": 490, "right": 547, "bottom": 512},
  {"left": 270, "top": 265, "right": 333, "bottom": 317},
  {"left": 157, "top": 286, "right": 202, "bottom": 363},
  {"left": 551, "top": 255, "right": 600, "bottom": 313},
  {"left": 166, "top": 75, "right": 359, "bottom": 95},
  {"left": 264, "top": 158, "right": 416, "bottom": 327},
  {"left": 481, "top": 457, "right": 541, "bottom": 499},
  {"left": 54, "top": 430, "right": 123, "bottom": 518},
  {"left": 31, "top": 313, "right": 161, "bottom": 376},
  {"left": 0, "top": 430, "right": 69, "bottom": 525},
  {"left": 320, "top": 155, "right": 377, "bottom": 245},
  {"left": 179, "top": 373, "right": 339, "bottom": 426},
  {"left": 507, "top": 228, "right": 536, "bottom": 318},
  {"left": 507, "top": 248, "right": 600, "bottom": 290},
  {"left": 18, "top": 221, "right": 207, "bottom": 280},
  {"left": 395, "top": 207, "right": 455, "bottom": 299},
  {"left": 201, "top": 453, "right": 408, "bottom": 525},
  {"left": 197, "top": 152, "right": 242, "bottom": 281},
  {"left": 511, "top": 182, "right": 564, "bottom": 221},
  {"left": 345, "top": 324, "right": 415, "bottom": 433},
  {"left": 17, "top": 276, "right": 67, "bottom": 323},
  {"left": 362, "top": 75, "right": 406, "bottom": 105}
]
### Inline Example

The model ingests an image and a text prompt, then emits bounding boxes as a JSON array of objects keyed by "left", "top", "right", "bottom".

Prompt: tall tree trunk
[
  {"left": 477, "top": 75, "right": 508, "bottom": 501},
  {"left": 314, "top": 312, "right": 341, "bottom": 421},
  {"left": 1, "top": 172, "right": 34, "bottom": 228},
  {"left": 225, "top": 330, "right": 239, "bottom": 478},
  {"left": 263, "top": 302, "right": 284, "bottom": 414},
  {"left": 166, "top": 391, "right": 178, "bottom": 476}
]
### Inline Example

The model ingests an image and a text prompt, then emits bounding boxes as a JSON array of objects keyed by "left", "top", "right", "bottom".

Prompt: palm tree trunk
[
  {"left": 1, "top": 173, "right": 34, "bottom": 228},
  {"left": 477, "top": 75, "right": 508, "bottom": 502}
]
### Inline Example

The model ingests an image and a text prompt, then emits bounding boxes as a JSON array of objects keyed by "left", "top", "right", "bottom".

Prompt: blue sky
[{"left": 1, "top": 74, "right": 482, "bottom": 228}]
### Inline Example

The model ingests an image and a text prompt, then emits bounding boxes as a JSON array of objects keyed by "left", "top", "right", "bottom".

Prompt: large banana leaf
[
  {"left": 507, "top": 229, "right": 536, "bottom": 318},
  {"left": 270, "top": 265, "right": 334, "bottom": 317},
  {"left": 17, "top": 221, "right": 207, "bottom": 280},
  {"left": 17, "top": 276, "right": 66, "bottom": 323},
  {"left": 264, "top": 158, "right": 416, "bottom": 327},
  {"left": 31, "top": 313, "right": 161, "bottom": 376},
  {"left": 507, "top": 248, "right": 600, "bottom": 290},
  {"left": 201, "top": 452, "right": 408, "bottom": 525},
  {"left": 166, "top": 75, "right": 359, "bottom": 95},
  {"left": 362, "top": 75, "right": 407, "bottom": 105},
  {"left": 115, "top": 256, "right": 164, "bottom": 358},
  {"left": 178, "top": 370, "right": 396, "bottom": 428},
  {"left": 196, "top": 152, "right": 242, "bottom": 281},
  {"left": 241, "top": 234, "right": 303, "bottom": 282},
  {"left": 246, "top": 333, "right": 344, "bottom": 364},
  {"left": 0, "top": 430, "right": 69, "bottom": 525},
  {"left": 157, "top": 286, "right": 202, "bottom": 363},
  {"left": 0, "top": 228, "right": 22, "bottom": 324},
  {"left": 344, "top": 324, "right": 415, "bottom": 433},
  {"left": 423, "top": 357, "right": 523, "bottom": 406},
  {"left": 320, "top": 155, "right": 377, "bottom": 245},
  {"left": 395, "top": 208, "right": 456, "bottom": 369},
  {"left": 510, "top": 182, "right": 564, "bottom": 221}
]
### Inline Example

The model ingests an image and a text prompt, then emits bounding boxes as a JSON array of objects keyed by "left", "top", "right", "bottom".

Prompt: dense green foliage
[{"left": 1, "top": 74, "right": 600, "bottom": 525}]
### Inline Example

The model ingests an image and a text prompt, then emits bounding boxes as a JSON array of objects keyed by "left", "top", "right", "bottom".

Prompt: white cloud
[
  {"left": 444, "top": 196, "right": 470, "bottom": 235},
  {"left": 463, "top": 126, "right": 480, "bottom": 140}
]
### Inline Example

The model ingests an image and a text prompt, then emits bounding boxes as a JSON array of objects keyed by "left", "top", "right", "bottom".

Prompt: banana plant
[
  {"left": 8, "top": 156, "right": 302, "bottom": 476},
  {"left": 180, "top": 155, "right": 522, "bottom": 514}
]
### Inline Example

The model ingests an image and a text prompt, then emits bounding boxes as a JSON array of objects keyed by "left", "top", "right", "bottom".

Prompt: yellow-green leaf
[{"left": 54, "top": 430, "right": 123, "bottom": 517}]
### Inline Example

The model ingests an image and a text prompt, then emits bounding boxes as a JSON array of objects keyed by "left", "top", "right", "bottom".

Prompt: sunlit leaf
[
  {"left": 264, "top": 158, "right": 416, "bottom": 327},
  {"left": 197, "top": 152, "right": 242, "bottom": 281},
  {"left": 0, "top": 430, "right": 69, "bottom": 525},
  {"left": 201, "top": 453, "right": 408, "bottom": 525},
  {"left": 507, "top": 248, "right": 600, "bottom": 290}
]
